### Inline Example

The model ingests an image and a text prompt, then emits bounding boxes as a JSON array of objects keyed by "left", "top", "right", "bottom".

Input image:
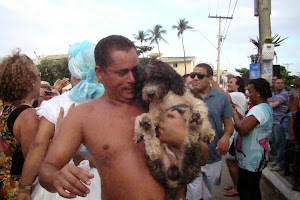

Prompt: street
[{"left": 210, "top": 157, "right": 287, "bottom": 200}]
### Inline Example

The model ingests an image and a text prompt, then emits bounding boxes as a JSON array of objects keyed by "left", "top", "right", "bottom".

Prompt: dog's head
[{"left": 134, "top": 60, "right": 186, "bottom": 104}]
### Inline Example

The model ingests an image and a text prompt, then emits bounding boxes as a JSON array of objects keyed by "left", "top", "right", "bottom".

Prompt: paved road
[{"left": 209, "top": 158, "right": 287, "bottom": 200}]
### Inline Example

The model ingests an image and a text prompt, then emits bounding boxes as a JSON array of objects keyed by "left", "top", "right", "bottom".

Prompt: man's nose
[{"left": 128, "top": 71, "right": 136, "bottom": 83}]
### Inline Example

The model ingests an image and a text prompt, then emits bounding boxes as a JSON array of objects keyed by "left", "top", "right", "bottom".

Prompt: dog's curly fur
[{"left": 134, "top": 60, "right": 215, "bottom": 200}]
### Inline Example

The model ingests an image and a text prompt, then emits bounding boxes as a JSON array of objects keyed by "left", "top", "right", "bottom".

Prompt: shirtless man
[{"left": 38, "top": 35, "right": 208, "bottom": 200}]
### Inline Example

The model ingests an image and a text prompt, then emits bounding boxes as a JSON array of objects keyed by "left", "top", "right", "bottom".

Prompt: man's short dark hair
[
  {"left": 94, "top": 35, "right": 136, "bottom": 70},
  {"left": 234, "top": 76, "right": 245, "bottom": 93},
  {"left": 248, "top": 78, "right": 272, "bottom": 99},
  {"left": 194, "top": 63, "right": 213, "bottom": 77}
]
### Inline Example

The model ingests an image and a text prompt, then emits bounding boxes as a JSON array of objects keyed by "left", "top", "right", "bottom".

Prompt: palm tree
[
  {"left": 148, "top": 25, "right": 168, "bottom": 59},
  {"left": 172, "top": 18, "right": 193, "bottom": 74},
  {"left": 133, "top": 30, "right": 150, "bottom": 46},
  {"left": 133, "top": 30, "right": 150, "bottom": 58}
]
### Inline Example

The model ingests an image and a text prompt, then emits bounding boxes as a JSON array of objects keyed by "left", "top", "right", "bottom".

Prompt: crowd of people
[{"left": 0, "top": 34, "right": 299, "bottom": 200}]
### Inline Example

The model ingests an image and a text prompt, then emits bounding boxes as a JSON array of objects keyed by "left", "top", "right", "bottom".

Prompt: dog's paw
[
  {"left": 202, "top": 131, "right": 215, "bottom": 143},
  {"left": 134, "top": 133, "right": 144, "bottom": 143},
  {"left": 139, "top": 116, "right": 152, "bottom": 131}
]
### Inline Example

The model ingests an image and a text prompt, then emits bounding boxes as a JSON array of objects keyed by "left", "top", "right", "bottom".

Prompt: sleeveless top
[{"left": 0, "top": 101, "right": 31, "bottom": 200}]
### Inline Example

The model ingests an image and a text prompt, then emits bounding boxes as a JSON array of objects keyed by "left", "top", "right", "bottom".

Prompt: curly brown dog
[{"left": 134, "top": 60, "right": 215, "bottom": 200}]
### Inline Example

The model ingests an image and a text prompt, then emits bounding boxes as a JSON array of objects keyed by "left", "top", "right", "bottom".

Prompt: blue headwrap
[{"left": 68, "top": 40, "right": 105, "bottom": 102}]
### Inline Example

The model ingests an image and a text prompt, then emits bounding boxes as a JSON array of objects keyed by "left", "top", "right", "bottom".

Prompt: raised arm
[
  {"left": 38, "top": 106, "right": 93, "bottom": 198},
  {"left": 232, "top": 106, "right": 259, "bottom": 136}
]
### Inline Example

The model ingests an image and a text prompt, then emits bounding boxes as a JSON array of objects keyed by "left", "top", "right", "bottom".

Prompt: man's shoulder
[{"left": 210, "top": 87, "right": 227, "bottom": 99}]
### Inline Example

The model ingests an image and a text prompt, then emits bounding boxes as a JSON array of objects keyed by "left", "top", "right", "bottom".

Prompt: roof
[
  {"left": 40, "top": 54, "right": 69, "bottom": 60},
  {"left": 161, "top": 57, "right": 196, "bottom": 63}
]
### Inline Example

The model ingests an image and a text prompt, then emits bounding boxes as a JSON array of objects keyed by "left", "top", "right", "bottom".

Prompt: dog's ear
[
  {"left": 134, "top": 64, "right": 149, "bottom": 109},
  {"left": 171, "top": 75, "right": 186, "bottom": 96}
]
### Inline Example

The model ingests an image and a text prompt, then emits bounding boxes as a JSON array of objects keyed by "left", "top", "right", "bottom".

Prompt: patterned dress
[{"left": 0, "top": 101, "right": 31, "bottom": 199}]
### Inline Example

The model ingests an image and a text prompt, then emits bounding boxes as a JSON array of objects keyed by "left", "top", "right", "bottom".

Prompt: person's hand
[
  {"left": 17, "top": 191, "right": 31, "bottom": 200},
  {"left": 51, "top": 89, "right": 60, "bottom": 96},
  {"left": 53, "top": 78, "right": 70, "bottom": 92},
  {"left": 158, "top": 110, "right": 186, "bottom": 148},
  {"left": 216, "top": 134, "right": 230, "bottom": 155},
  {"left": 40, "top": 88, "right": 45, "bottom": 97},
  {"left": 56, "top": 104, "right": 75, "bottom": 131},
  {"left": 54, "top": 164, "right": 94, "bottom": 198}
]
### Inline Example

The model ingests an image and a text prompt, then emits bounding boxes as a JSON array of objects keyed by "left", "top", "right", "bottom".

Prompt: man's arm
[
  {"left": 217, "top": 117, "right": 234, "bottom": 155},
  {"left": 269, "top": 100, "right": 280, "bottom": 108},
  {"left": 38, "top": 106, "right": 93, "bottom": 198},
  {"left": 289, "top": 97, "right": 299, "bottom": 143}
]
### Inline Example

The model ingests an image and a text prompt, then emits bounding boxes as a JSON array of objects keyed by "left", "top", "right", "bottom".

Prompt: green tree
[
  {"left": 172, "top": 18, "right": 193, "bottom": 74},
  {"left": 133, "top": 30, "right": 150, "bottom": 58},
  {"left": 136, "top": 46, "right": 153, "bottom": 57},
  {"left": 37, "top": 58, "right": 70, "bottom": 85},
  {"left": 148, "top": 24, "right": 168, "bottom": 58}
]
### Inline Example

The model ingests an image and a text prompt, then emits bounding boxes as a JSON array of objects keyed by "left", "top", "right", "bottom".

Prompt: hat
[{"left": 67, "top": 40, "right": 105, "bottom": 102}]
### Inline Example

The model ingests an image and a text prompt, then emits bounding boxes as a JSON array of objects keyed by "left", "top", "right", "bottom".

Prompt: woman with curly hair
[{"left": 0, "top": 51, "right": 40, "bottom": 199}]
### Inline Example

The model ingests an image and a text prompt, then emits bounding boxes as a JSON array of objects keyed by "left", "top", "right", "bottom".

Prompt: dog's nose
[{"left": 147, "top": 91, "right": 155, "bottom": 99}]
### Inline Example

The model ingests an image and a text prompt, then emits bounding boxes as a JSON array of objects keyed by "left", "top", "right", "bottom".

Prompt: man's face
[
  {"left": 97, "top": 48, "right": 139, "bottom": 102},
  {"left": 185, "top": 76, "right": 193, "bottom": 89},
  {"left": 272, "top": 76, "right": 278, "bottom": 85},
  {"left": 191, "top": 67, "right": 210, "bottom": 92},
  {"left": 274, "top": 79, "right": 284, "bottom": 92},
  {"left": 228, "top": 77, "right": 239, "bottom": 93}
]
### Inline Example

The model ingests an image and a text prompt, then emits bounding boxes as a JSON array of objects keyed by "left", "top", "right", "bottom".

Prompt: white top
[
  {"left": 229, "top": 92, "right": 248, "bottom": 117},
  {"left": 36, "top": 91, "right": 88, "bottom": 128}
]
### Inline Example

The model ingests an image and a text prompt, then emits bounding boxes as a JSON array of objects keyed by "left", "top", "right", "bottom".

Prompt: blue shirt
[
  {"left": 268, "top": 90, "right": 289, "bottom": 124},
  {"left": 236, "top": 103, "right": 273, "bottom": 172},
  {"left": 200, "top": 87, "right": 233, "bottom": 163}
]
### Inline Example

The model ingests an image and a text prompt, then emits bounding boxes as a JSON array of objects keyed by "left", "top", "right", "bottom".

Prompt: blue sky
[{"left": 0, "top": 0, "right": 299, "bottom": 75}]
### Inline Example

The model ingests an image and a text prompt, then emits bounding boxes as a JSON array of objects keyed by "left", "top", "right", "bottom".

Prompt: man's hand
[
  {"left": 17, "top": 190, "right": 31, "bottom": 200},
  {"left": 216, "top": 134, "right": 230, "bottom": 155},
  {"left": 158, "top": 110, "right": 186, "bottom": 148},
  {"left": 54, "top": 164, "right": 94, "bottom": 198}
]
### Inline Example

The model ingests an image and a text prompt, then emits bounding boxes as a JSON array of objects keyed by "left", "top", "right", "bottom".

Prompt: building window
[{"left": 173, "top": 63, "right": 178, "bottom": 68}]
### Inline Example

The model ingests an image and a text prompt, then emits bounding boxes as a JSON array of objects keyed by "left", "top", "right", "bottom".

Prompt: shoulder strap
[{"left": 7, "top": 105, "right": 32, "bottom": 136}]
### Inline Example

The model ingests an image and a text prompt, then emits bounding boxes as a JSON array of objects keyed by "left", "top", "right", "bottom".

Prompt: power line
[
  {"left": 221, "top": 0, "right": 239, "bottom": 50},
  {"left": 222, "top": 0, "right": 232, "bottom": 37},
  {"left": 191, "top": 29, "right": 217, "bottom": 50}
]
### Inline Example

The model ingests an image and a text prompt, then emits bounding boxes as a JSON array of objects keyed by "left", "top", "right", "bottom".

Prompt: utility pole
[
  {"left": 256, "top": 0, "right": 272, "bottom": 81},
  {"left": 208, "top": 15, "right": 233, "bottom": 84}
]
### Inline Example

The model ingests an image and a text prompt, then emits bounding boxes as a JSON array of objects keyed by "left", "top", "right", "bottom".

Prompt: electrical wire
[
  {"left": 221, "top": 0, "right": 238, "bottom": 50},
  {"left": 222, "top": 0, "right": 232, "bottom": 37},
  {"left": 191, "top": 29, "right": 217, "bottom": 50}
]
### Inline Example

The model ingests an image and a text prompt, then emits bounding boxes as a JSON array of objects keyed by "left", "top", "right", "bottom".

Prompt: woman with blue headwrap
[{"left": 17, "top": 41, "right": 104, "bottom": 200}]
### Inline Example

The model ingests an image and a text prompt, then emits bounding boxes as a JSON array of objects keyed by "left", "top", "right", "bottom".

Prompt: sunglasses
[{"left": 190, "top": 72, "right": 208, "bottom": 79}]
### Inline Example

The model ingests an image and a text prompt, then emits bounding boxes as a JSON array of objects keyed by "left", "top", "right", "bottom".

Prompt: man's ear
[{"left": 95, "top": 66, "right": 104, "bottom": 82}]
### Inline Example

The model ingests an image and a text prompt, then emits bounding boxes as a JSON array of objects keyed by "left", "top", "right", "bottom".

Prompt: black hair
[
  {"left": 194, "top": 63, "right": 213, "bottom": 77},
  {"left": 248, "top": 78, "right": 272, "bottom": 100},
  {"left": 233, "top": 76, "right": 245, "bottom": 93},
  {"left": 94, "top": 35, "right": 136, "bottom": 70}
]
